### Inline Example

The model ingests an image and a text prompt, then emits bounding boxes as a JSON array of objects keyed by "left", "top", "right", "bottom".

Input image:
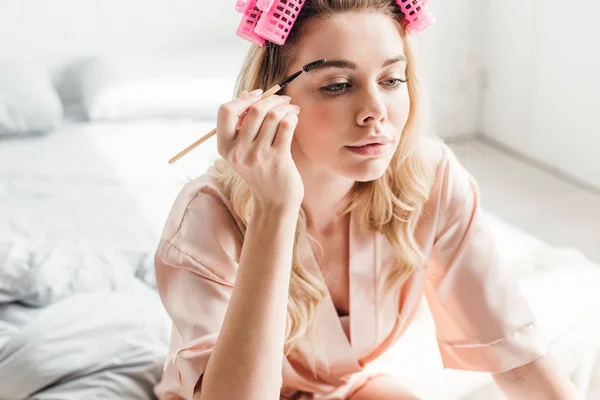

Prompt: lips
[
  {"left": 347, "top": 136, "right": 392, "bottom": 148},
  {"left": 345, "top": 143, "right": 389, "bottom": 156}
]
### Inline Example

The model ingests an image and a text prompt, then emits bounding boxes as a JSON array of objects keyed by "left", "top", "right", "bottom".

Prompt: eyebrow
[{"left": 307, "top": 55, "right": 407, "bottom": 73}]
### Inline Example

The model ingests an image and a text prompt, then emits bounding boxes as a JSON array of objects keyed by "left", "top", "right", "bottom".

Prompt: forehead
[{"left": 291, "top": 12, "right": 406, "bottom": 71}]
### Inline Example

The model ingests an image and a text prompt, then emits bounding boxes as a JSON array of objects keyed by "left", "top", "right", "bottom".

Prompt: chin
[{"left": 342, "top": 159, "right": 391, "bottom": 182}]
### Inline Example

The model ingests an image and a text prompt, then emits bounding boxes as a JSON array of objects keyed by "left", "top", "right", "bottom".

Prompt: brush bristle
[
  {"left": 302, "top": 59, "right": 326, "bottom": 72},
  {"left": 277, "top": 59, "right": 328, "bottom": 90}
]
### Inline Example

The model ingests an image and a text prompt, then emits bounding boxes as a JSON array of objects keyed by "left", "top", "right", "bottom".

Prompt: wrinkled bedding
[
  {"left": 0, "top": 283, "right": 170, "bottom": 399},
  {"left": 0, "top": 119, "right": 218, "bottom": 398}
]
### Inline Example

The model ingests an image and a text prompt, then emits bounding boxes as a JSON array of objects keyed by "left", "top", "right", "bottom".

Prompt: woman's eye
[
  {"left": 321, "top": 82, "right": 351, "bottom": 93},
  {"left": 384, "top": 78, "right": 408, "bottom": 88},
  {"left": 321, "top": 78, "right": 408, "bottom": 94}
]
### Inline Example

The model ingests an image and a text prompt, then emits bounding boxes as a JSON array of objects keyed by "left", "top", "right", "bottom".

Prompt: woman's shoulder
[
  {"left": 419, "top": 136, "right": 478, "bottom": 218},
  {"left": 160, "top": 172, "right": 242, "bottom": 245},
  {"left": 420, "top": 135, "right": 472, "bottom": 188},
  {"left": 419, "top": 135, "right": 454, "bottom": 173},
  {"left": 155, "top": 172, "right": 244, "bottom": 283},
  {"left": 156, "top": 172, "right": 243, "bottom": 286}
]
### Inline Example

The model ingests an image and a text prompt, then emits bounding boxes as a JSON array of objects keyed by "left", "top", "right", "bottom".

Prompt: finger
[
  {"left": 252, "top": 104, "right": 300, "bottom": 148},
  {"left": 217, "top": 89, "right": 265, "bottom": 142},
  {"left": 236, "top": 95, "right": 292, "bottom": 145},
  {"left": 272, "top": 112, "right": 299, "bottom": 151}
]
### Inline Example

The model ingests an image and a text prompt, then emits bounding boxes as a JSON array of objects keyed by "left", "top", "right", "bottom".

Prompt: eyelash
[{"left": 321, "top": 78, "right": 408, "bottom": 94}]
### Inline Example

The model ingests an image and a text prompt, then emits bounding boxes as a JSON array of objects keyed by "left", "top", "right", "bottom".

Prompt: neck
[
  {"left": 302, "top": 174, "right": 354, "bottom": 235},
  {"left": 294, "top": 151, "right": 355, "bottom": 235}
]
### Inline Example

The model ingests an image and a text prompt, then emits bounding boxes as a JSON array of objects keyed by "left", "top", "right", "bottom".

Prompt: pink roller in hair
[
  {"left": 235, "top": 0, "right": 267, "bottom": 46},
  {"left": 255, "top": 0, "right": 275, "bottom": 10},
  {"left": 235, "top": 0, "right": 434, "bottom": 47},
  {"left": 235, "top": 0, "right": 305, "bottom": 46},
  {"left": 254, "top": 0, "right": 306, "bottom": 45},
  {"left": 395, "top": 0, "right": 435, "bottom": 33}
]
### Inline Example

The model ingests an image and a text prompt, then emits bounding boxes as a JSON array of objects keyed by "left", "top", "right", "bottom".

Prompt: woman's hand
[{"left": 216, "top": 89, "right": 304, "bottom": 210}]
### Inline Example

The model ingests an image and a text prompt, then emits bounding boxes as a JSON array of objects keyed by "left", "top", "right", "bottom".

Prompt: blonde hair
[{"left": 211, "top": 0, "right": 435, "bottom": 373}]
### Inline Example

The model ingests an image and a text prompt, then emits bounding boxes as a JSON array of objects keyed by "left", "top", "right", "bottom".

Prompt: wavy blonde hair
[{"left": 211, "top": 0, "right": 435, "bottom": 373}]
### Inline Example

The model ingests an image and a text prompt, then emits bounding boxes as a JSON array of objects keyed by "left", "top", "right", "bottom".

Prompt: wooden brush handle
[
  {"left": 168, "top": 128, "right": 216, "bottom": 164},
  {"left": 168, "top": 84, "right": 282, "bottom": 164}
]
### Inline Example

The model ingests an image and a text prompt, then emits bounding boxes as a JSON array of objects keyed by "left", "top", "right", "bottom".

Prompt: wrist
[
  {"left": 251, "top": 203, "right": 299, "bottom": 228},
  {"left": 252, "top": 197, "right": 302, "bottom": 218}
]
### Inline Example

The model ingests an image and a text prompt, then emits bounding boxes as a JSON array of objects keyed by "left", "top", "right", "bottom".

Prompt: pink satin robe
[{"left": 153, "top": 142, "right": 549, "bottom": 399}]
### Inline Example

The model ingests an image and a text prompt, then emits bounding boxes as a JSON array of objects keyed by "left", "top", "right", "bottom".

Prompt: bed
[
  {"left": 1, "top": 118, "right": 600, "bottom": 399},
  {"left": 0, "top": 118, "right": 217, "bottom": 399}
]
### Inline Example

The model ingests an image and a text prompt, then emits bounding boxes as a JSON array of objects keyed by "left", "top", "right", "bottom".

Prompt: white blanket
[
  {"left": 0, "top": 281, "right": 171, "bottom": 399},
  {"left": 0, "top": 119, "right": 212, "bottom": 398}
]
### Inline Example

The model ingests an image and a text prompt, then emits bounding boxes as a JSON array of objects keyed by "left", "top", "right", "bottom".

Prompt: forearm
[
  {"left": 492, "top": 354, "right": 582, "bottom": 400},
  {"left": 198, "top": 203, "right": 300, "bottom": 400}
]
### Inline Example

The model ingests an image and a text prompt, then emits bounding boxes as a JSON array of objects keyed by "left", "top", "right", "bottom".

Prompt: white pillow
[
  {"left": 0, "top": 63, "right": 63, "bottom": 136},
  {"left": 80, "top": 49, "right": 247, "bottom": 121}
]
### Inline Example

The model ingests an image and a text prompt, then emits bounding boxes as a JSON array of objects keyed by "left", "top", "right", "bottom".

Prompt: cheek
[
  {"left": 294, "top": 103, "right": 341, "bottom": 149},
  {"left": 305, "top": 102, "right": 337, "bottom": 128}
]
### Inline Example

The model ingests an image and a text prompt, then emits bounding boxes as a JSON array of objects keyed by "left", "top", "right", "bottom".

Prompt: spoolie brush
[{"left": 168, "top": 58, "right": 327, "bottom": 164}]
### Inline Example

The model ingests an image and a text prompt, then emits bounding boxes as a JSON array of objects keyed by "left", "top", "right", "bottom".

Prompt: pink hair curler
[
  {"left": 395, "top": 0, "right": 435, "bottom": 33},
  {"left": 235, "top": 0, "right": 434, "bottom": 47},
  {"left": 254, "top": 0, "right": 306, "bottom": 46},
  {"left": 234, "top": 0, "right": 249, "bottom": 12},
  {"left": 255, "top": 0, "right": 275, "bottom": 11},
  {"left": 235, "top": 0, "right": 267, "bottom": 46}
]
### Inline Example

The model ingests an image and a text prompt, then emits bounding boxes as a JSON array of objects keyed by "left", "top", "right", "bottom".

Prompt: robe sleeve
[
  {"left": 154, "top": 181, "right": 242, "bottom": 399},
  {"left": 425, "top": 146, "right": 549, "bottom": 373}
]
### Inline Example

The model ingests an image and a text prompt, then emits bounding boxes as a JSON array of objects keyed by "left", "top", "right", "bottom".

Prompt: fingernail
[
  {"left": 281, "top": 95, "right": 292, "bottom": 101},
  {"left": 250, "top": 89, "right": 263, "bottom": 97}
]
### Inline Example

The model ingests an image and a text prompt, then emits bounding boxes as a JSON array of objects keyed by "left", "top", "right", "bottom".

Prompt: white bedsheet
[
  {"left": 0, "top": 282, "right": 171, "bottom": 399},
  {"left": 0, "top": 118, "right": 221, "bottom": 250},
  {"left": 0, "top": 119, "right": 217, "bottom": 398}
]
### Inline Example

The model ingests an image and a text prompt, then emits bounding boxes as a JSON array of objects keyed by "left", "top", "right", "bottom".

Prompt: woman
[{"left": 153, "top": 1, "right": 581, "bottom": 398}]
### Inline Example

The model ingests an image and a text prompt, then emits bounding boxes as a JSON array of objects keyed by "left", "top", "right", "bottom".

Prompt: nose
[{"left": 356, "top": 86, "right": 387, "bottom": 129}]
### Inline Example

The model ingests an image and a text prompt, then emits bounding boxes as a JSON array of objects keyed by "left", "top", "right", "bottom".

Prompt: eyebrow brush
[{"left": 168, "top": 58, "right": 326, "bottom": 164}]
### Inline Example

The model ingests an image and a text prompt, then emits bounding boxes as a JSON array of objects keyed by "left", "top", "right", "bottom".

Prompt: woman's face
[{"left": 285, "top": 12, "right": 410, "bottom": 182}]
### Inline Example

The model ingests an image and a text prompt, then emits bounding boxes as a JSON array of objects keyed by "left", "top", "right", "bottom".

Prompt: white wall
[
  {"left": 0, "top": 0, "right": 481, "bottom": 139},
  {"left": 0, "top": 0, "right": 248, "bottom": 106},
  {"left": 0, "top": 0, "right": 241, "bottom": 63},
  {"left": 419, "top": 0, "right": 485, "bottom": 140},
  {"left": 481, "top": 0, "right": 600, "bottom": 189}
]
